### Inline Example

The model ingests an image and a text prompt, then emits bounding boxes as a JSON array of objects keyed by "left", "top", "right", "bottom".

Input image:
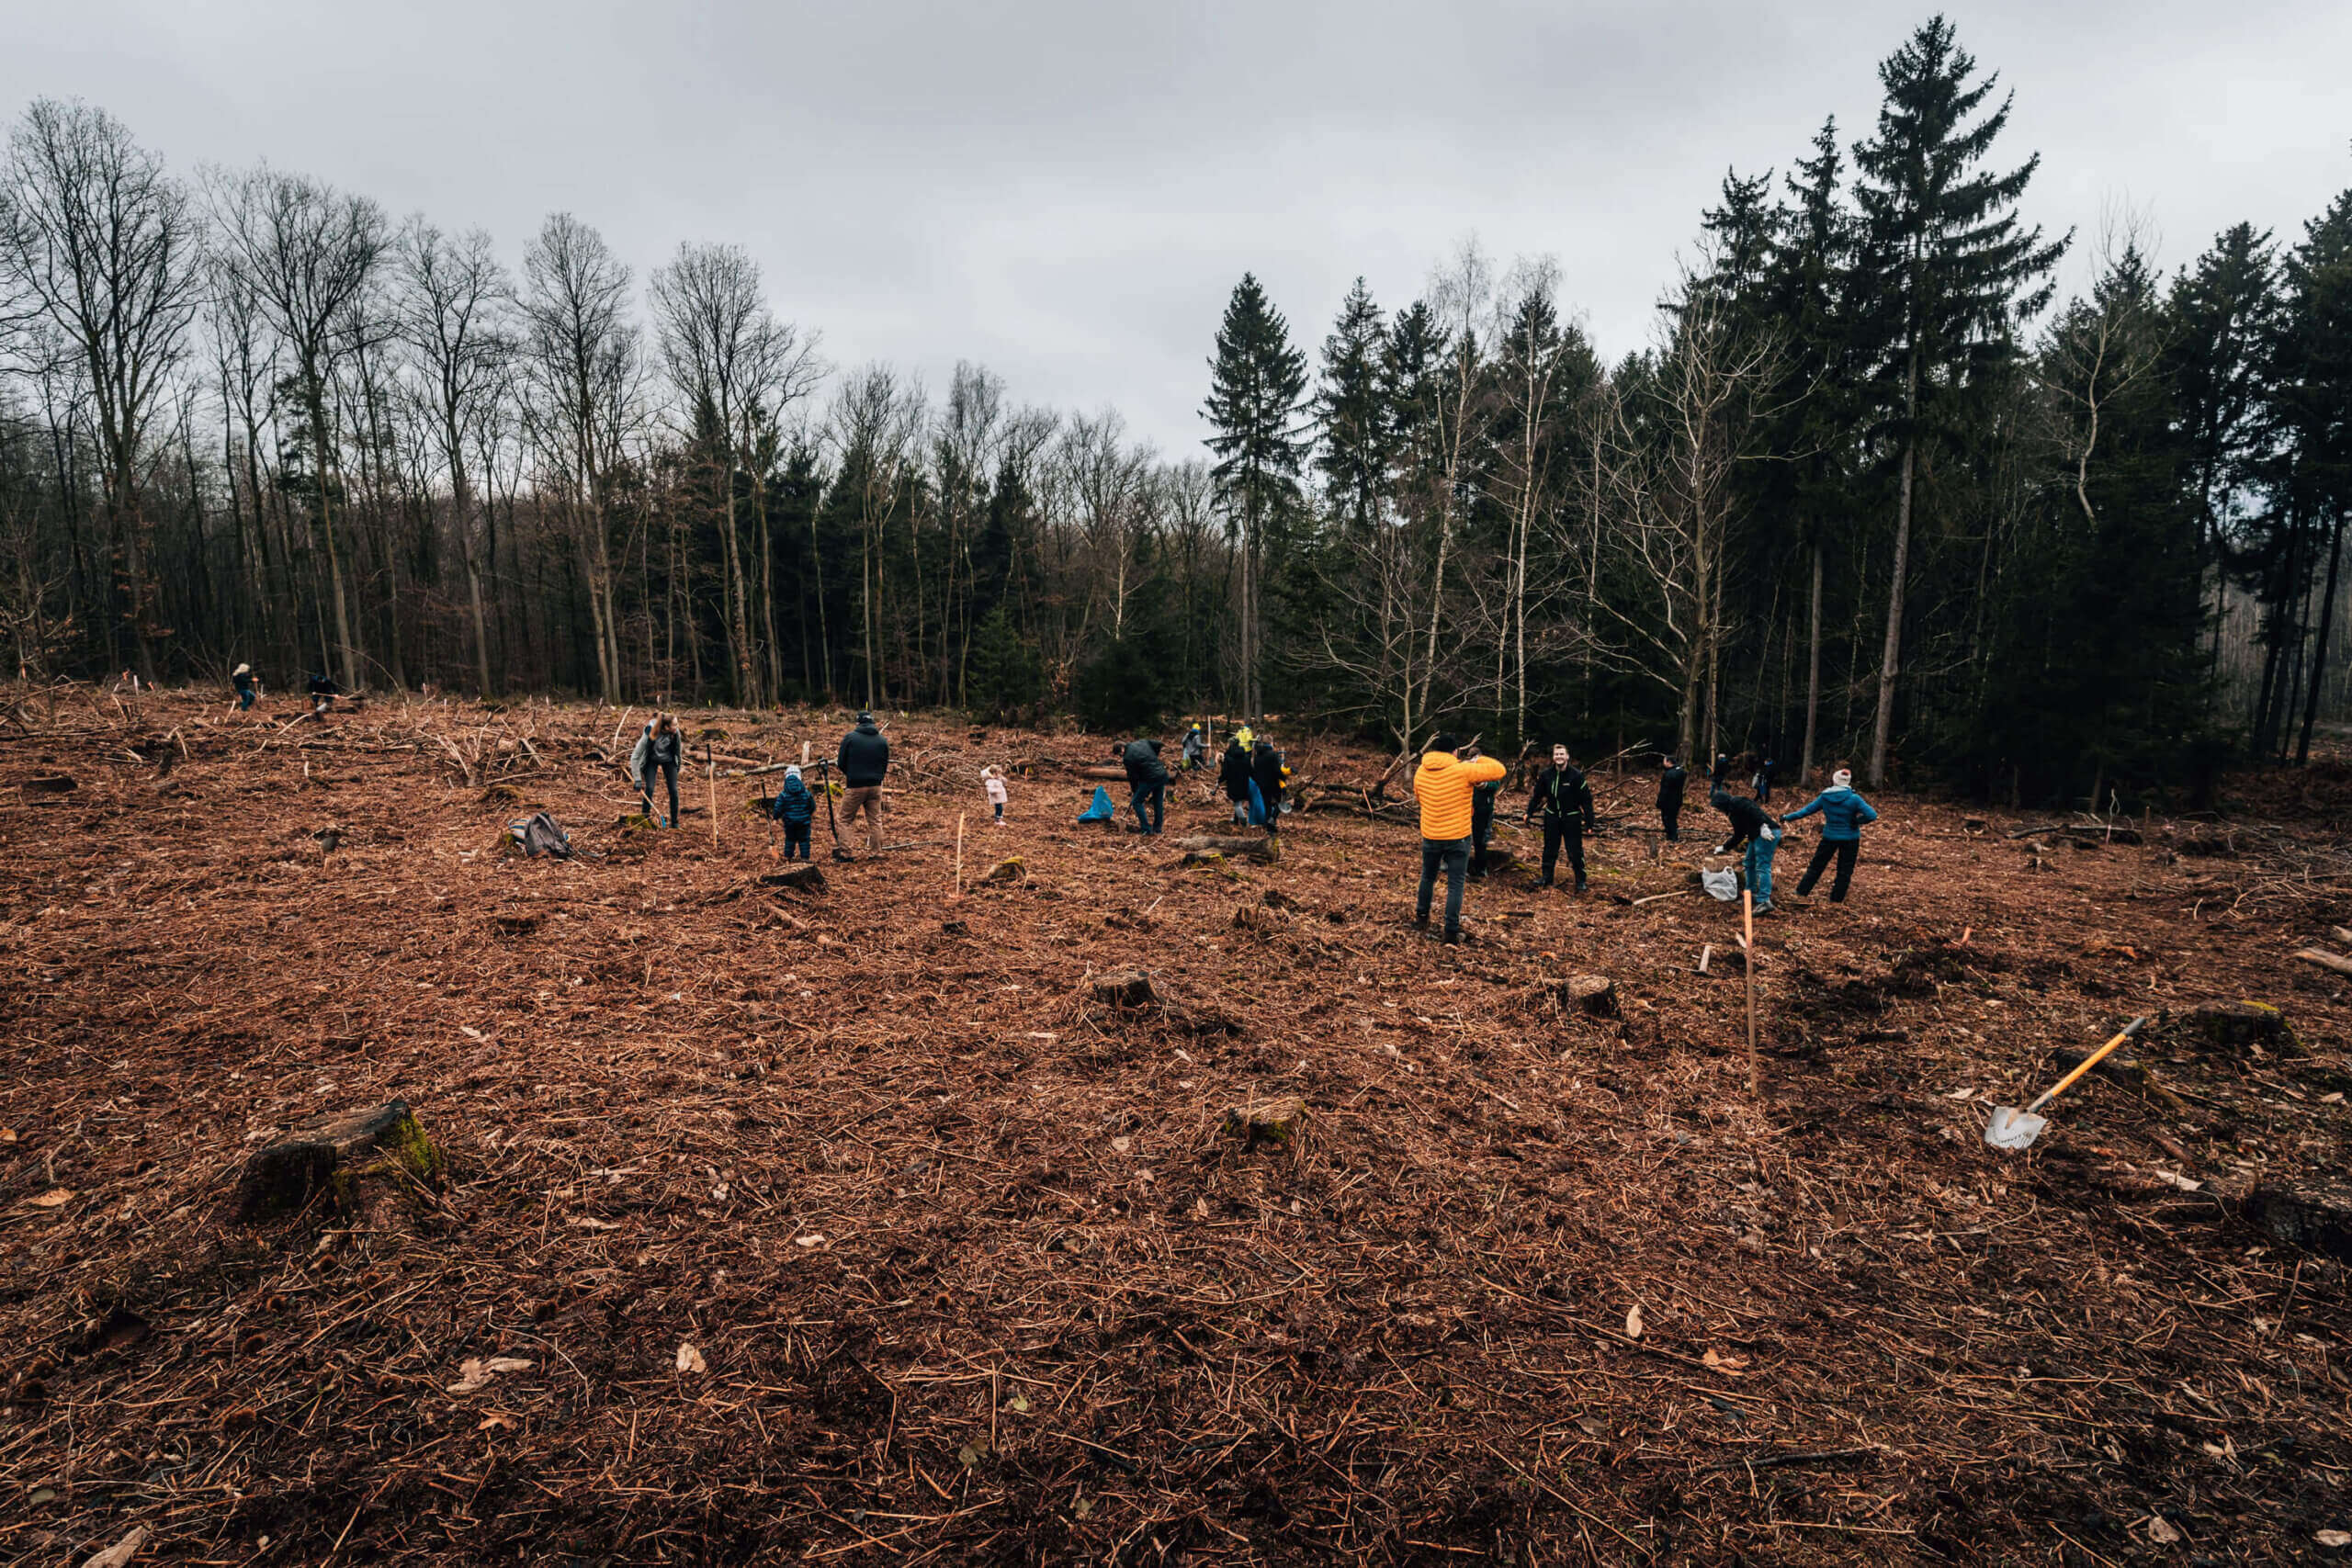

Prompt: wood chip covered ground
[{"left": 4, "top": 692, "right": 2351, "bottom": 1563}]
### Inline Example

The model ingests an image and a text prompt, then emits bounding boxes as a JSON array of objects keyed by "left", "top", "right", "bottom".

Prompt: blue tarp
[
  {"left": 1078, "top": 784, "right": 1116, "bottom": 822},
  {"left": 1247, "top": 779, "right": 1267, "bottom": 826}
]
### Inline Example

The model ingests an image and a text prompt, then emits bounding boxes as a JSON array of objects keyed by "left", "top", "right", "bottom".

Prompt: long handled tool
[{"left": 1984, "top": 1016, "right": 2148, "bottom": 1150}]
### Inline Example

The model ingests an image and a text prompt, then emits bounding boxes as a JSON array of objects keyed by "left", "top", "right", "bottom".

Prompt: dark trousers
[
  {"left": 1417, "top": 837, "right": 1471, "bottom": 937},
  {"left": 1660, "top": 801, "right": 1681, "bottom": 842},
  {"left": 235, "top": 687, "right": 255, "bottom": 710},
  {"left": 1129, "top": 778, "right": 1164, "bottom": 834},
  {"left": 641, "top": 761, "right": 679, "bottom": 826},
  {"left": 1797, "top": 837, "right": 1860, "bottom": 900},
  {"left": 1541, "top": 818, "right": 1586, "bottom": 887},
  {"left": 782, "top": 822, "right": 811, "bottom": 860}
]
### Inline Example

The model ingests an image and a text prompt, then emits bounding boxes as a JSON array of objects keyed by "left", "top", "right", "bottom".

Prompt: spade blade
[{"left": 1984, "top": 1106, "right": 2046, "bottom": 1151}]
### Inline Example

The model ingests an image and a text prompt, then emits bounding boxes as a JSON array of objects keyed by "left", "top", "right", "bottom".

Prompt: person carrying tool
[
  {"left": 1412, "top": 734, "right": 1507, "bottom": 944},
  {"left": 772, "top": 763, "right": 816, "bottom": 859},
  {"left": 1122, "top": 735, "right": 1169, "bottom": 835},
  {"left": 1525, "top": 743, "right": 1599, "bottom": 892},
  {"left": 1181, "top": 723, "right": 1206, "bottom": 772},
  {"left": 1657, "top": 755, "right": 1688, "bottom": 842},
  {"left": 232, "top": 662, "right": 257, "bottom": 711},
  {"left": 836, "top": 711, "right": 890, "bottom": 852},
  {"left": 631, "top": 713, "right": 684, "bottom": 827},
  {"left": 1220, "top": 729, "right": 1255, "bottom": 825},
  {"left": 1781, "top": 761, "right": 1879, "bottom": 903},
  {"left": 1250, "top": 736, "right": 1287, "bottom": 836},
  {"left": 1712, "top": 780, "right": 1781, "bottom": 914}
]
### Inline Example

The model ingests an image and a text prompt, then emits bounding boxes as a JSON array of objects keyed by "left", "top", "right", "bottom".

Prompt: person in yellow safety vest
[{"left": 1411, "top": 734, "right": 1507, "bottom": 944}]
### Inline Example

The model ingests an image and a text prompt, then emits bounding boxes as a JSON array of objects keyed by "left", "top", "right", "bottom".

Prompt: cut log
[
  {"left": 233, "top": 1100, "right": 443, "bottom": 1224},
  {"left": 762, "top": 864, "right": 828, "bottom": 894},
  {"left": 1172, "top": 834, "right": 1278, "bottom": 863},
  {"left": 2242, "top": 1179, "right": 2352, "bottom": 1262},
  {"left": 1224, "top": 1096, "right": 1306, "bottom": 1146},
  {"left": 22, "top": 773, "right": 75, "bottom": 793},
  {"left": 2292, "top": 949, "right": 2352, "bottom": 978}
]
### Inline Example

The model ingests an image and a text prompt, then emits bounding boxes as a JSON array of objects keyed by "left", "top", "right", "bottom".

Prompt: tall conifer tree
[{"left": 1202, "top": 273, "right": 1307, "bottom": 717}]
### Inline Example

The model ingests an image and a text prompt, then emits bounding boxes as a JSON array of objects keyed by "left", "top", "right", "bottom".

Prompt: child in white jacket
[{"left": 981, "top": 765, "right": 1010, "bottom": 826}]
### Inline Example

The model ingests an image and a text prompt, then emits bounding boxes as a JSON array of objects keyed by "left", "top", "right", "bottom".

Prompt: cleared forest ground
[{"left": 3, "top": 692, "right": 2350, "bottom": 1566}]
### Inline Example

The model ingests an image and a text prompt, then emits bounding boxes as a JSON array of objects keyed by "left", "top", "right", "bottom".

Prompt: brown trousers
[{"left": 840, "top": 785, "right": 885, "bottom": 849}]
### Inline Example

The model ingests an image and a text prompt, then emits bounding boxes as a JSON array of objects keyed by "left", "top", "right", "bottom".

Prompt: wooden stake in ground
[
  {"left": 955, "top": 813, "right": 966, "bottom": 900},
  {"left": 707, "top": 742, "right": 719, "bottom": 848},
  {"left": 1742, "top": 887, "right": 1758, "bottom": 1095}
]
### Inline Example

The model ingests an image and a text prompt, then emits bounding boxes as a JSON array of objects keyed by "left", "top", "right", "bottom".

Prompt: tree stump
[
  {"left": 1224, "top": 1096, "right": 1305, "bottom": 1147},
  {"left": 2185, "top": 1000, "right": 2300, "bottom": 1056},
  {"left": 763, "top": 865, "right": 828, "bottom": 894},
  {"left": 1091, "top": 970, "right": 1158, "bottom": 1010},
  {"left": 981, "top": 856, "right": 1027, "bottom": 884},
  {"left": 1559, "top": 976, "right": 1618, "bottom": 1016},
  {"left": 2243, "top": 1179, "right": 2352, "bottom": 1262},
  {"left": 233, "top": 1100, "right": 444, "bottom": 1224}
]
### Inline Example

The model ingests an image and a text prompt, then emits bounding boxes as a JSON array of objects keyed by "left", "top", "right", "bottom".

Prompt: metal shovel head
[{"left": 1984, "top": 1105, "right": 2046, "bottom": 1150}]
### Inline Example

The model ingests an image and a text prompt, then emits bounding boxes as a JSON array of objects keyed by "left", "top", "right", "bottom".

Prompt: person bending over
[
  {"left": 1712, "top": 782, "right": 1781, "bottom": 914},
  {"left": 632, "top": 713, "right": 684, "bottom": 828}
]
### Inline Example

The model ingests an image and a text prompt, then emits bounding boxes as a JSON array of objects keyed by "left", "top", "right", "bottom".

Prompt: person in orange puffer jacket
[{"left": 1411, "top": 733, "right": 1508, "bottom": 943}]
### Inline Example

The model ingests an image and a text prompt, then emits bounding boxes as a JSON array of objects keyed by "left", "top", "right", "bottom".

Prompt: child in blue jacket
[
  {"left": 772, "top": 764, "right": 817, "bottom": 860},
  {"left": 1781, "top": 762, "right": 1879, "bottom": 903}
]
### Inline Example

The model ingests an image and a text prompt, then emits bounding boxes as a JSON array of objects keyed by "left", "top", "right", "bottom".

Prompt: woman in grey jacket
[{"left": 630, "top": 714, "right": 684, "bottom": 827}]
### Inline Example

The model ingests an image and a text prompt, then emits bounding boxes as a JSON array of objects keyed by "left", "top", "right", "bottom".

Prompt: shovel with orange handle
[{"left": 1984, "top": 1016, "right": 2147, "bottom": 1150}]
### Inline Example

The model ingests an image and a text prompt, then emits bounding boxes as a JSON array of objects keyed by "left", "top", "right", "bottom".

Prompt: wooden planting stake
[
  {"left": 1742, "top": 888, "right": 1758, "bottom": 1095},
  {"left": 956, "top": 813, "right": 966, "bottom": 900},
  {"left": 707, "top": 743, "right": 719, "bottom": 848}
]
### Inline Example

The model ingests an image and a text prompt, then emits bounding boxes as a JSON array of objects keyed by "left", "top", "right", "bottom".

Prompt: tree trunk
[
  {"left": 2297, "top": 506, "right": 2346, "bottom": 766},
  {"left": 1869, "top": 438, "right": 1917, "bottom": 788},
  {"left": 1801, "top": 542, "right": 1823, "bottom": 781}
]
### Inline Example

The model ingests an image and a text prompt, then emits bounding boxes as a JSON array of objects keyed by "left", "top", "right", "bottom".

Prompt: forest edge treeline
[{"left": 1, "top": 15, "right": 2346, "bottom": 808}]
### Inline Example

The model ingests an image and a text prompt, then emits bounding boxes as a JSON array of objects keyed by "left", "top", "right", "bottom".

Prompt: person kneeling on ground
[
  {"left": 837, "top": 711, "right": 890, "bottom": 852},
  {"left": 1712, "top": 780, "right": 1781, "bottom": 914},
  {"left": 1412, "top": 733, "right": 1507, "bottom": 943},
  {"left": 631, "top": 713, "right": 684, "bottom": 827},
  {"left": 1525, "top": 743, "right": 1599, "bottom": 892},
  {"left": 1122, "top": 735, "right": 1169, "bottom": 835},
  {"left": 1221, "top": 729, "right": 1255, "bottom": 825},
  {"left": 772, "top": 763, "right": 816, "bottom": 859},
  {"left": 1781, "top": 761, "right": 1878, "bottom": 902}
]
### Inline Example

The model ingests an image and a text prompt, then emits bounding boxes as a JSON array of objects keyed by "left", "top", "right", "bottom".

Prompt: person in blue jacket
[
  {"left": 772, "top": 764, "right": 816, "bottom": 860},
  {"left": 1781, "top": 761, "right": 1880, "bottom": 903}
]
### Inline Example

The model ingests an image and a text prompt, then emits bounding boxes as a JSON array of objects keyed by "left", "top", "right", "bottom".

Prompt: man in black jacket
[
  {"left": 1525, "top": 744, "right": 1600, "bottom": 892},
  {"left": 837, "top": 712, "right": 890, "bottom": 852},
  {"left": 1657, "top": 755, "right": 1689, "bottom": 842},
  {"left": 1122, "top": 736, "right": 1169, "bottom": 835},
  {"left": 1712, "top": 784, "right": 1781, "bottom": 914},
  {"left": 1220, "top": 735, "right": 1254, "bottom": 824}
]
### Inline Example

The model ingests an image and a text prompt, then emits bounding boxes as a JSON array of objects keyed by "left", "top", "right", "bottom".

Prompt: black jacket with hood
[
  {"left": 837, "top": 719, "right": 889, "bottom": 786},
  {"left": 1123, "top": 738, "right": 1169, "bottom": 786},
  {"left": 1528, "top": 764, "right": 1598, "bottom": 831},
  {"left": 1219, "top": 740, "right": 1253, "bottom": 802}
]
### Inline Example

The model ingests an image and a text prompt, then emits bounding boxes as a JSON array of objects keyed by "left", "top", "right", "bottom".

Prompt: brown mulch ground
[{"left": 3, "top": 689, "right": 2349, "bottom": 1565}]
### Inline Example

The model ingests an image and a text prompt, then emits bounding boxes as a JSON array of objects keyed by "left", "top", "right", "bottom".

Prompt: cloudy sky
[{"left": 6, "top": 0, "right": 2348, "bottom": 453}]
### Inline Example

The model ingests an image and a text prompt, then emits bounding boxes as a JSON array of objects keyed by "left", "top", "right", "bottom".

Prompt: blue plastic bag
[
  {"left": 1077, "top": 785, "right": 1116, "bottom": 822},
  {"left": 1247, "top": 779, "right": 1266, "bottom": 827}
]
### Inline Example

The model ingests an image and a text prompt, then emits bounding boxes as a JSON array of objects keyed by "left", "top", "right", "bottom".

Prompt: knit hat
[
  {"left": 1832, "top": 768, "right": 1853, "bottom": 787},
  {"left": 785, "top": 764, "right": 802, "bottom": 783},
  {"left": 233, "top": 662, "right": 250, "bottom": 676},
  {"left": 855, "top": 710, "right": 876, "bottom": 725}
]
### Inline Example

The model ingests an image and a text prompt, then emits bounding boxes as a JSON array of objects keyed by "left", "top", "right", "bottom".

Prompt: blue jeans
[
  {"left": 235, "top": 687, "right": 255, "bottom": 710},
  {"left": 1130, "top": 778, "right": 1163, "bottom": 833},
  {"left": 1417, "top": 837, "right": 1471, "bottom": 937},
  {"left": 1745, "top": 830, "right": 1781, "bottom": 910}
]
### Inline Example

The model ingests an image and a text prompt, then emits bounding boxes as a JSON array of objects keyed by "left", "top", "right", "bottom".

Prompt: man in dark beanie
[
  {"left": 837, "top": 711, "right": 890, "bottom": 852},
  {"left": 1657, "top": 755, "right": 1688, "bottom": 842}
]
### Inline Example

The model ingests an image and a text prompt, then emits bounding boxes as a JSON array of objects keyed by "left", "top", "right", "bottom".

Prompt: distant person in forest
[
  {"left": 1525, "top": 744, "right": 1600, "bottom": 893},
  {"left": 1781, "top": 761, "right": 1880, "bottom": 904},
  {"left": 1752, "top": 756, "right": 1776, "bottom": 804},
  {"left": 1657, "top": 755, "right": 1689, "bottom": 843},
  {"left": 1251, "top": 736, "right": 1288, "bottom": 835},
  {"left": 632, "top": 713, "right": 684, "bottom": 827},
  {"left": 1711, "top": 752, "right": 1735, "bottom": 791},
  {"left": 232, "top": 663, "right": 257, "bottom": 711},
  {"left": 1712, "top": 777, "right": 1781, "bottom": 915},
  {"left": 1182, "top": 723, "right": 1206, "bottom": 772},
  {"left": 307, "top": 671, "right": 340, "bottom": 721},
  {"left": 1221, "top": 730, "right": 1255, "bottom": 824},
  {"left": 1122, "top": 735, "right": 1169, "bottom": 835},
  {"left": 837, "top": 711, "right": 890, "bottom": 852},
  {"left": 982, "top": 764, "right": 1010, "bottom": 827},
  {"left": 1412, "top": 734, "right": 1507, "bottom": 944},
  {"left": 772, "top": 764, "right": 816, "bottom": 859}
]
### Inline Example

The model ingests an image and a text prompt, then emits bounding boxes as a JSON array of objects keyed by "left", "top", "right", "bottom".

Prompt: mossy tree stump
[
  {"left": 233, "top": 1100, "right": 445, "bottom": 1224},
  {"left": 2185, "top": 1001, "right": 2300, "bottom": 1057}
]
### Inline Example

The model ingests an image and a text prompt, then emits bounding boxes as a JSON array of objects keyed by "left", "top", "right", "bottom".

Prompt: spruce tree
[
  {"left": 2166, "top": 222, "right": 2282, "bottom": 639},
  {"left": 1849, "top": 15, "right": 2064, "bottom": 785},
  {"left": 1202, "top": 273, "right": 1308, "bottom": 718},
  {"left": 2272, "top": 187, "right": 2352, "bottom": 761},
  {"left": 1314, "top": 277, "right": 1392, "bottom": 534}
]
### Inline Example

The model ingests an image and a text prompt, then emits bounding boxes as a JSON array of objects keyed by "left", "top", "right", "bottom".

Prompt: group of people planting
[{"left": 624, "top": 703, "right": 1885, "bottom": 942}]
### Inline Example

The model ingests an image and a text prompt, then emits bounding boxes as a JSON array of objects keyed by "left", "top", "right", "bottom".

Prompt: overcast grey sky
[{"left": 6, "top": 0, "right": 2348, "bottom": 454}]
